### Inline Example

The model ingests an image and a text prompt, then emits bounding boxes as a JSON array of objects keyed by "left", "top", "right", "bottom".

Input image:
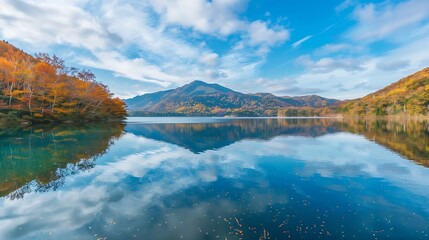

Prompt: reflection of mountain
[
  {"left": 126, "top": 119, "right": 344, "bottom": 153},
  {"left": 3, "top": 118, "right": 429, "bottom": 200},
  {"left": 341, "top": 119, "right": 429, "bottom": 167},
  {"left": 0, "top": 123, "right": 124, "bottom": 199},
  {"left": 126, "top": 118, "right": 429, "bottom": 167}
]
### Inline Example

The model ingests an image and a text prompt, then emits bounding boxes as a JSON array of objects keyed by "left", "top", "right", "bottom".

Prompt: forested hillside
[
  {"left": 0, "top": 41, "right": 126, "bottom": 124},
  {"left": 126, "top": 80, "right": 340, "bottom": 116},
  {"left": 339, "top": 68, "right": 429, "bottom": 116}
]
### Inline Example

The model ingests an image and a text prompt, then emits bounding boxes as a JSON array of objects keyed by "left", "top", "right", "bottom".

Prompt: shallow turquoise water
[{"left": 0, "top": 118, "right": 429, "bottom": 239}]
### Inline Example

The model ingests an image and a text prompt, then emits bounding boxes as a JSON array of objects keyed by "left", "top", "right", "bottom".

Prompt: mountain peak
[
  {"left": 125, "top": 80, "right": 341, "bottom": 115},
  {"left": 188, "top": 80, "right": 208, "bottom": 85},
  {"left": 177, "top": 80, "right": 237, "bottom": 96}
]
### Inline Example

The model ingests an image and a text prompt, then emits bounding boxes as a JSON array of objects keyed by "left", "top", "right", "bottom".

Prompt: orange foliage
[
  {"left": 339, "top": 67, "right": 429, "bottom": 116},
  {"left": 0, "top": 41, "right": 126, "bottom": 122}
]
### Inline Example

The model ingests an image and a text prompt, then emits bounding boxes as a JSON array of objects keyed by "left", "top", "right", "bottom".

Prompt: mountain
[
  {"left": 339, "top": 67, "right": 429, "bottom": 116},
  {"left": 125, "top": 80, "right": 341, "bottom": 116}
]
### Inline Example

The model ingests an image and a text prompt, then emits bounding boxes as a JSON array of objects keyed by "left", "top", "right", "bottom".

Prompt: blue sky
[{"left": 1, "top": 0, "right": 429, "bottom": 99}]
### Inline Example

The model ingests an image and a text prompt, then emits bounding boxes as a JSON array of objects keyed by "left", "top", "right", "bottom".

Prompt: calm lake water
[{"left": 1, "top": 117, "right": 429, "bottom": 239}]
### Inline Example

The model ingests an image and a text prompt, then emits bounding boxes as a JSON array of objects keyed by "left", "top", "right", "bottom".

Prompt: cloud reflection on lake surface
[{"left": 0, "top": 118, "right": 428, "bottom": 239}]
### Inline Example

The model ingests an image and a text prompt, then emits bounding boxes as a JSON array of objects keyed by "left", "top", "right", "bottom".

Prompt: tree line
[
  {"left": 0, "top": 41, "right": 126, "bottom": 123},
  {"left": 338, "top": 68, "right": 429, "bottom": 117}
]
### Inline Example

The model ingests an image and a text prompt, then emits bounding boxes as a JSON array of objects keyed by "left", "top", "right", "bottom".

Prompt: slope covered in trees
[
  {"left": 339, "top": 68, "right": 429, "bottom": 116},
  {"left": 126, "top": 80, "right": 340, "bottom": 116},
  {"left": 127, "top": 67, "right": 429, "bottom": 117},
  {"left": 0, "top": 41, "right": 126, "bottom": 124}
]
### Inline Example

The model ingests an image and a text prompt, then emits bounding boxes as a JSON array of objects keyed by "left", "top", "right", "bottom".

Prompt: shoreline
[
  {"left": 0, "top": 117, "right": 126, "bottom": 129},
  {"left": 3, "top": 115, "right": 429, "bottom": 130},
  {"left": 125, "top": 115, "right": 429, "bottom": 120}
]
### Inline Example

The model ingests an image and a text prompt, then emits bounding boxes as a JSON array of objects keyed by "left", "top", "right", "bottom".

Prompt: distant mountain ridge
[
  {"left": 125, "top": 80, "right": 341, "bottom": 116},
  {"left": 127, "top": 67, "right": 429, "bottom": 117}
]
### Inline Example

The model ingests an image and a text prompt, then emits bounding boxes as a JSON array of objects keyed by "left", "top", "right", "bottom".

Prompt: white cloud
[
  {"left": 348, "top": 0, "right": 429, "bottom": 42},
  {"left": 1, "top": 0, "right": 427, "bottom": 101},
  {"left": 291, "top": 32, "right": 429, "bottom": 99},
  {"left": 147, "top": 0, "right": 247, "bottom": 36},
  {"left": 296, "top": 55, "right": 366, "bottom": 73},
  {"left": 148, "top": 0, "right": 289, "bottom": 47},
  {"left": 377, "top": 60, "right": 410, "bottom": 71},
  {"left": 99, "top": 1, "right": 201, "bottom": 60},
  {"left": 248, "top": 77, "right": 322, "bottom": 96},
  {"left": 280, "top": 0, "right": 429, "bottom": 99},
  {"left": 0, "top": 0, "right": 113, "bottom": 50},
  {"left": 80, "top": 51, "right": 181, "bottom": 87},
  {"left": 336, "top": 0, "right": 356, "bottom": 12},
  {"left": 292, "top": 35, "right": 313, "bottom": 48},
  {"left": 218, "top": 46, "right": 265, "bottom": 84},
  {"left": 247, "top": 20, "right": 290, "bottom": 46},
  {"left": 199, "top": 53, "right": 219, "bottom": 66},
  {"left": 0, "top": 0, "right": 290, "bottom": 96},
  {"left": 315, "top": 43, "right": 363, "bottom": 55}
]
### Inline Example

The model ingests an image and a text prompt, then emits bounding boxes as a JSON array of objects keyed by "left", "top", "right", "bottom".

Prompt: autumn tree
[{"left": 0, "top": 41, "right": 127, "bottom": 123}]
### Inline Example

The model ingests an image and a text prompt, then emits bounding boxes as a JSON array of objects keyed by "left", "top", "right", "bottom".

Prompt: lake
[{"left": 1, "top": 117, "right": 429, "bottom": 239}]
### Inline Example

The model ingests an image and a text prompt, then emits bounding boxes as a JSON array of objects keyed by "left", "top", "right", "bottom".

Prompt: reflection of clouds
[
  {"left": 232, "top": 132, "right": 429, "bottom": 199},
  {"left": 0, "top": 184, "right": 108, "bottom": 239},
  {"left": 378, "top": 163, "right": 411, "bottom": 175},
  {"left": 0, "top": 132, "right": 263, "bottom": 239},
  {"left": 299, "top": 162, "right": 368, "bottom": 178},
  {"left": 0, "top": 131, "right": 429, "bottom": 239}
]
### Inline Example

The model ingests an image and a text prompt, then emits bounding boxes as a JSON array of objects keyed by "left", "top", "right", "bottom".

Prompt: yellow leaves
[
  {"left": 192, "top": 103, "right": 206, "bottom": 112},
  {"left": 0, "top": 42, "right": 126, "bottom": 120},
  {"left": 53, "top": 108, "right": 74, "bottom": 114},
  {"left": 32, "top": 62, "right": 56, "bottom": 82},
  {"left": 0, "top": 57, "right": 13, "bottom": 71},
  {"left": 387, "top": 88, "right": 406, "bottom": 96},
  {"left": 176, "top": 106, "right": 188, "bottom": 112},
  {"left": 341, "top": 68, "right": 429, "bottom": 116},
  {"left": 61, "top": 100, "right": 79, "bottom": 107},
  {"left": 11, "top": 90, "right": 30, "bottom": 95},
  {"left": 211, "top": 107, "right": 225, "bottom": 114}
]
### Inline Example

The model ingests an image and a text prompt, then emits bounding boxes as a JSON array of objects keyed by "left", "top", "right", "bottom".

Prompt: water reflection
[
  {"left": 127, "top": 118, "right": 429, "bottom": 167},
  {"left": 0, "top": 118, "right": 429, "bottom": 239},
  {"left": 126, "top": 118, "right": 344, "bottom": 153},
  {"left": 0, "top": 123, "right": 124, "bottom": 199},
  {"left": 340, "top": 119, "right": 429, "bottom": 167}
]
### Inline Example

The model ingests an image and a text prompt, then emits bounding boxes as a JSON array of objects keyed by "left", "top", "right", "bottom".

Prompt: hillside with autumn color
[
  {"left": 0, "top": 41, "right": 126, "bottom": 124},
  {"left": 126, "top": 67, "right": 429, "bottom": 117},
  {"left": 125, "top": 80, "right": 340, "bottom": 116},
  {"left": 338, "top": 68, "right": 429, "bottom": 116}
]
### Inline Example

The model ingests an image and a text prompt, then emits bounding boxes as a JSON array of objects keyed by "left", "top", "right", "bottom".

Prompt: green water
[{"left": 0, "top": 117, "right": 429, "bottom": 239}]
